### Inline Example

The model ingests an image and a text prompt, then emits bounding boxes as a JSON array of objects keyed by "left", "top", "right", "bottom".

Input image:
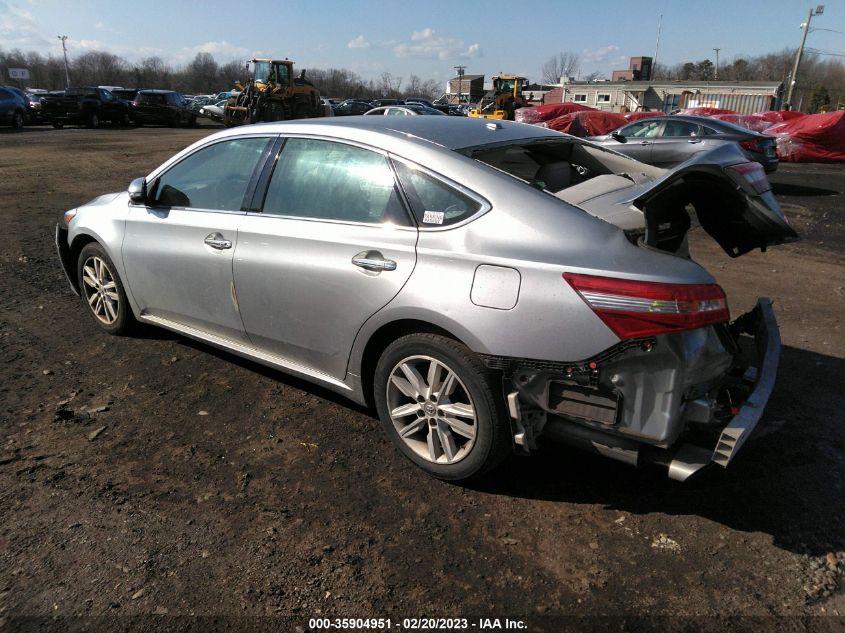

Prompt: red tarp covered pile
[
  {"left": 543, "top": 110, "right": 628, "bottom": 137},
  {"left": 515, "top": 102, "right": 595, "bottom": 125},
  {"left": 763, "top": 110, "right": 845, "bottom": 162},
  {"left": 708, "top": 113, "right": 776, "bottom": 133},
  {"left": 753, "top": 110, "right": 806, "bottom": 124},
  {"left": 623, "top": 111, "right": 664, "bottom": 122}
]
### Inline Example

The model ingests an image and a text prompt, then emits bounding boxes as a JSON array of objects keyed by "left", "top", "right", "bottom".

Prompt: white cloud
[
  {"left": 411, "top": 28, "right": 434, "bottom": 41},
  {"left": 393, "top": 28, "right": 480, "bottom": 61},
  {"left": 347, "top": 35, "right": 370, "bottom": 49},
  {"left": 94, "top": 21, "right": 104, "bottom": 30},
  {"left": 173, "top": 40, "right": 251, "bottom": 63},
  {"left": 0, "top": 1, "right": 51, "bottom": 50},
  {"left": 582, "top": 45, "right": 620, "bottom": 63}
]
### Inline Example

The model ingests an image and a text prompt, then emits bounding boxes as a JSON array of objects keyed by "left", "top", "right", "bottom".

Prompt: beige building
[{"left": 544, "top": 80, "right": 784, "bottom": 115}]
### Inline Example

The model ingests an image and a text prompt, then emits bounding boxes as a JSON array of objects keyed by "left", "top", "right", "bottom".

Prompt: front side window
[
  {"left": 151, "top": 137, "right": 271, "bottom": 210},
  {"left": 622, "top": 120, "right": 661, "bottom": 138},
  {"left": 394, "top": 161, "right": 482, "bottom": 228},
  {"left": 262, "top": 138, "right": 407, "bottom": 225}
]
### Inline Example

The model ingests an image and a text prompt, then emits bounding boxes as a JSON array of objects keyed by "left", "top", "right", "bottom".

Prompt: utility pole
[
  {"left": 453, "top": 65, "right": 465, "bottom": 106},
  {"left": 786, "top": 5, "right": 824, "bottom": 109},
  {"left": 713, "top": 48, "right": 720, "bottom": 80},
  {"left": 58, "top": 35, "right": 70, "bottom": 88},
  {"left": 652, "top": 14, "right": 662, "bottom": 76}
]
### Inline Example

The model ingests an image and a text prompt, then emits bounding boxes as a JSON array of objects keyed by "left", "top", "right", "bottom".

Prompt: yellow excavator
[
  {"left": 224, "top": 58, "right": 323, "bottom": 127},
  {"left": 469, "top": 74, "right": 528, "bottom": 120}
]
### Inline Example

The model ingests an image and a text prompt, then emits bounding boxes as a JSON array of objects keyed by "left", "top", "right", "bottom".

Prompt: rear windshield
[{"left": 458, "top": 139, "right": 662, "bottom": 196}]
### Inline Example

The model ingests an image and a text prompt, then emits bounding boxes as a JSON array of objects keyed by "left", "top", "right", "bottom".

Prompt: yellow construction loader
[
  {"left": 224, "top": 58, "right": 323, "bottom": 126},
  {"left": 469, "top": 74, "right": 528, "bottom": 120}
]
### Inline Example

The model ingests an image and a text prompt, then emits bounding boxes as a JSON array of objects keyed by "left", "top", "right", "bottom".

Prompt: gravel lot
[{"left": 1, "top": 123, "right": 843, "bottom": 631}]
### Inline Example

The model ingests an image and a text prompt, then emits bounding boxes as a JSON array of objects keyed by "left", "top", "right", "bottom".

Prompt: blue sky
[{"left": 2, "top": 0, "right": 842, "bottom": 83}]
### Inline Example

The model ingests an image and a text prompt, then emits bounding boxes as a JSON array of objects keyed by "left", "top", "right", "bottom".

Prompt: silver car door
[
  {"left": 651, "top": 120, "right": 704, "bottom": 166},
  {"left": 122, "top": 135, "right": 275, "bottom": 343},
  {"left": 233, "top": 137, "right": 417, "bottom": 379},
  {"left": 613, "top": 119, "right": 662, "bottom": 162}
]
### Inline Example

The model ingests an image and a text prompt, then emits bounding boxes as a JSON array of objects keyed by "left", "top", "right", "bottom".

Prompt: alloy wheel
[
  {"left": 81, "top": 256, "right": 119, "bottom": 325},
  {"left": 386, "top": 355, "right": 477, "bottom": 464}
]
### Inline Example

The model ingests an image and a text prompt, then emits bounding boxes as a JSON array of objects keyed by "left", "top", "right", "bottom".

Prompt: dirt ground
[{"left": 1, "top": 123, "right": 844, "bottom": 631}]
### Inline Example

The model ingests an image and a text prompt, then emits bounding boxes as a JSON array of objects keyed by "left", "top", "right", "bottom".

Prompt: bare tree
[{"left": 541, "top": 52, "right": 579, "bottom": 84}]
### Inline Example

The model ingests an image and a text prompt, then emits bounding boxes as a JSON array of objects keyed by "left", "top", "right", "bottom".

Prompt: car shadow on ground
[
  {"left": 128, "top": 324, "right": 845, "bottom": 557},
  {"left": 472, "top": 344, "right": 845, "bottom": 557},
  {"left": 771, "top": 182, "right": 840, "bottom": 197}
]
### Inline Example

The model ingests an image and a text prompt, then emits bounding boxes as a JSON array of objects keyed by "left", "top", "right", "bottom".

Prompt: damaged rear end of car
[{"left": 466, "top": 136, "right": 796, "bottom": 480}]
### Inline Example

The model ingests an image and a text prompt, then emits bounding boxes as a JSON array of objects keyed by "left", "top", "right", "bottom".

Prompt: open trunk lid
[{"left": 563, "top": 144, "right": 798, "bottom": 257}]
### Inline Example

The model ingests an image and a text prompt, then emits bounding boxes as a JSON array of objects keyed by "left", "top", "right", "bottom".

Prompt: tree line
[{"left": 0, "top": 48, "right": 443, "bottom": 100}]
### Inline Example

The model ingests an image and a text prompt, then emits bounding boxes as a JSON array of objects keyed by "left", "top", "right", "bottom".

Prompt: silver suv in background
[
  {"left": 589, "top": 115, "right": 779, "bottom": 173},
  {"left": 56, "top": 117, "right": 796, "bottom": 482}
]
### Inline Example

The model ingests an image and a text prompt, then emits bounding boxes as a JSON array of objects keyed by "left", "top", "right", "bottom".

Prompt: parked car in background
[
  {"left": 364, "top": 104, "right": 446, "bottom": 116},
  {"left": 0, "top": 86, "right": 28, "bottom": 129},
  {"left": 333, "top": 100, "right": 373, "bottom": 116},
  {"left": 23, "top": 88, "right": 48, "bottom": 123},
  {"left": 371, "top": 98, "right": 405, "bottom": 108},
  {"left": 131, "top": 90, "right": 196, "bottom": 127},
  {"left": 56, "top": 117, "right": 795, "bottom": 482},
  {"left": 41, "top": 86, "right": 129, "bottom": 128},
  {"left": 197, "top": 100, "right": 229, "bottom": 123},
  {"left": 111, "top": 88, "right": 139, "bottom": 103},
  {"left": 590, "top": 115, "right": 779, "bottom": 173}
]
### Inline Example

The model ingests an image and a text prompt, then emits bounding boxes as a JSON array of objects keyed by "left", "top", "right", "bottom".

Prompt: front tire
[
  {"left": 77, "top": 243, "right": 134, "bottom": 335},
  {"left": 86, "top": 113, "right": 99, "bottom": 129},
  {"left": 12, "top": 110, "right": 24, "bottom": 129},
  {"left": 373, "top": 333, "right": 511, "bottom": 481}
]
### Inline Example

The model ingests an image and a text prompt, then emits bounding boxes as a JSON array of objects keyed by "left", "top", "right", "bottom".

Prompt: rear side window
[
  {"left": 661, "top": 120, "right": 700, "bottom": 137},
  {"left": 151, "top": 137, "right": 271, "bottom": 210},
  {"left": 262, "top": 138, "right": 408, "bottom": 225},
  {"left": 394, "top": 161, "right": 482, "bottom": 227}
]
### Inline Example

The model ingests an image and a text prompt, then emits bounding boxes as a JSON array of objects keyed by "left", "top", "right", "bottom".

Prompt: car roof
[
  {"left": 138, "top": 89, "right": 176, "bottom": 94},
  {"left": 212, "top": 116, "right": 563, "bottom": 151}
]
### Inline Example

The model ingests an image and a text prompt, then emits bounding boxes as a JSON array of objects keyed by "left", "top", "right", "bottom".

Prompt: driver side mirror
[
  {"left": 611, "top": 130, "right": 627, "bottom": 143},
  {"left": 128, "top": 177, "right": 147, "bottom": 204}
]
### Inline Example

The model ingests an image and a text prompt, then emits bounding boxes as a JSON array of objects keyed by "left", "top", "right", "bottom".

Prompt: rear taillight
[
  {"left": 739, "top": 139, "right": 761, "bottom": 151},
  {"left": 727, "top": 161, "right": 770, "bottom": 194},
  {"left": 564, "top": 273, "right": 729, "bottom": 339}
]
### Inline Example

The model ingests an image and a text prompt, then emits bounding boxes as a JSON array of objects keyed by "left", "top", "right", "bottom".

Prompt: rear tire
[
  {"left": 76, "top": 242, "right": 135, "bottom": 336},
  {"left": 373, "top": 333, "right": 511, "bottom": 481},
  {"left": 86, "top": 113, "right": 99, "bottom": 129},
  {"left": 52, "top": 121, "right": 64, "bottom": 129}
]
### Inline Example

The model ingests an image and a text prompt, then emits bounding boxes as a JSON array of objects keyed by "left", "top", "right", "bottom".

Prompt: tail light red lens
[
  {"left": 727, "top": 161, "right": 770, "bottom": 194},
  {"left": 563, "top": 273, "right": 729, "bottom": 339},
  {"left": 739, "top": 139, "right": 760, "bottom": 151}
]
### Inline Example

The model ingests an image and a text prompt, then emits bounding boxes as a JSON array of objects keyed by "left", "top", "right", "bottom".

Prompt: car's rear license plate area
[{"left": 548, "top": 382, "right": 620, "bottom": 425}]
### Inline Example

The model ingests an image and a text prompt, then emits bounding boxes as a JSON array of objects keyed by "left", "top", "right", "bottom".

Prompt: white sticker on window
[{"left": 422, "top": 210, "right": 445, "bottom": 225}]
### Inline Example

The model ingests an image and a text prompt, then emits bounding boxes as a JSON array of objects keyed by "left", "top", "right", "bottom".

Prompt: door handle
[
  {"left": 352, "top": 251, "right": 397, "bottom": 272},
  {"left": 688, "top": 139, "right": 702, "bottom": 144},
  {"left": 640, "top": 141, "right": 652, "bottom": 145},
  {"left": 204, "top": 232, "right": 232, "bottom": 250}
]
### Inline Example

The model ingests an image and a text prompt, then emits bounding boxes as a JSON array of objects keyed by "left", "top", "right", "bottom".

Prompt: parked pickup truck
[{"left": 41, "top": 87, "right": 130, "bottom": 129}]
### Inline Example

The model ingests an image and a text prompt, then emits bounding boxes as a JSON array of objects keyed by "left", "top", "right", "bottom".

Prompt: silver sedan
[{"left": 56, "top": 116, "right": 796, "bottom": 481}]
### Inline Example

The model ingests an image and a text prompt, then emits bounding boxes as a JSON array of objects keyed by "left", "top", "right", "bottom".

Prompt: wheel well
[
  {"left": 359, "top": 319, "right": 461, "bottom": 409},
  {"left": 67, "top": 234, "right": 97, "bottom": 290}
]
